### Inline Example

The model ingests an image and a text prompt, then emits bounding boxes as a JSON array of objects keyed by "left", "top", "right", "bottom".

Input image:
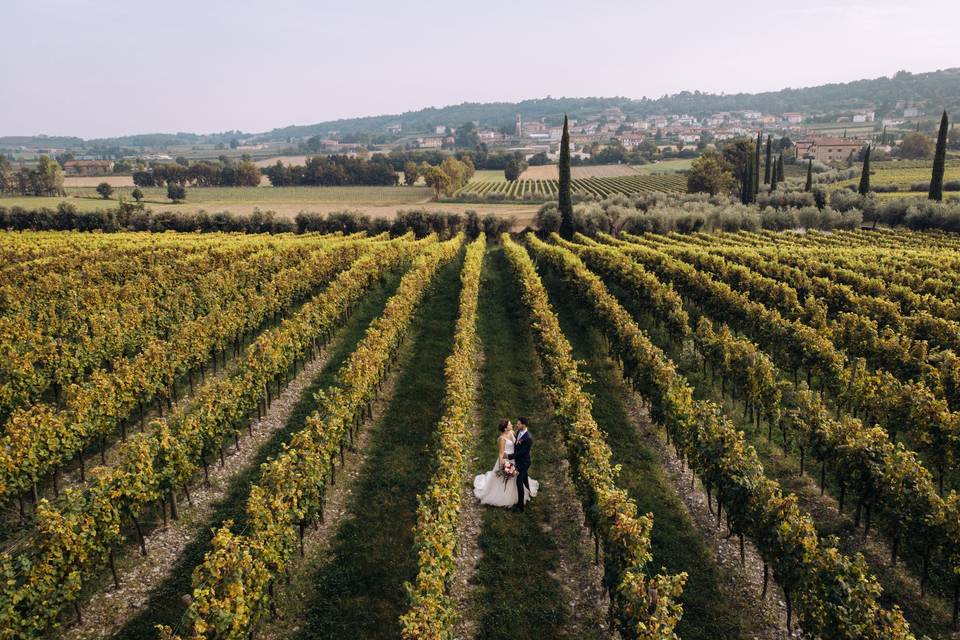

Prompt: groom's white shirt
[{"left": 516, "top": 428, "right": 527, "bottom": 443}]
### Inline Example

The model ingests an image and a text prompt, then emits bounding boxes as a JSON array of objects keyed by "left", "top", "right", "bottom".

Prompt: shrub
[
  {"left": 95, "top": 182, "right": 113, "bottom": 199},
  {"left": 167, "top": 183, "right": 186, "bottom": 202}
]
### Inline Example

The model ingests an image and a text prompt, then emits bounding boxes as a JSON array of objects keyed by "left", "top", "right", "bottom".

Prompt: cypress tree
[
  {"left": 929, "top": 110, "right": 949, "bottom": 201},
  {"left": 754, "top": 131, "right": 762, "bottom": 195},
  {"left": 764, "top": 135, "right": 772, "bottom": 183},
  {"left": 777, "top": 154, "right": 784, "bottom": 182},
  {"left": 858, "top": 145, "right": 871, "bottom": 195},
  {"left": 558, "top": 114, "right": 574, "bottom": 238},
  {"left": 770, "top": 157, "right": 779, "bottom": 192},
  {"left": 743, "top": 152, "right": 756, "bottom": 204},
  {"left": 881, "top": 125, "right": 887, "bottom": 146},
  {"left": 805, "top": 159, "right": 813, "bottom": 192}
]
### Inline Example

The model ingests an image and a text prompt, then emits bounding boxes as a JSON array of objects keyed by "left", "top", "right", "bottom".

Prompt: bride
[{"left": 474, "top": 419, "right": 539, "bottom": 507}]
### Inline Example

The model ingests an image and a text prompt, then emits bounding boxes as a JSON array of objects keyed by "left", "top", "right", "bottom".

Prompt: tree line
[
  {"left": 0, "top": 155, "right": 65, "bottom": 196},
  {"left": 0, "top": 201, "right": 512, "bottom": 238},
  {"left": 263, "top": 155, "right": 397, "bottom": 186},
  {"left": 132, "top": 158, "right": 261, "bottom": 188}
]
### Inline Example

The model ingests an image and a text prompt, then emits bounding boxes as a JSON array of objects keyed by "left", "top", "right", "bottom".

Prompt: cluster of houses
[
  {"left": 8, "top": 101, "right": 926, "bottom": 173},
  {"left": 384, "top": 104, "right": 906, "bottom": 162}
]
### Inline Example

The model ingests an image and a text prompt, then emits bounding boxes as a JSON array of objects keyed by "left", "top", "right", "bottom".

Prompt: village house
[
  {"left": 794, "top": 137, "right": 865, "bottom": 164},
  {"left": 615, "top": 134, "right": 647, "bottom": 149},
  {"left": 522, "top": 121, "right": 548, "bottom": 136},
  {"left": 63, "top": 160, "right": 114, "bottom": 176},
  {"left": 783, "top": 112, "right": 805, "bottom": 124},
  {"left": 416, "top": 137, "right": 443, "bottom": 149}
]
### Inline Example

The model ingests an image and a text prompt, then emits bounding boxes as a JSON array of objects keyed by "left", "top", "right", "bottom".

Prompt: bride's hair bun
[{"left": 498, "top": 419, "right": 510, "bottom": 432}]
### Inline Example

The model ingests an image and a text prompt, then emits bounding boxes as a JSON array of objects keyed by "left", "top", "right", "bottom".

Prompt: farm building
[
  {"left": 794, "top": 137, "right": 865, "bottom": 163},
  {"left": 63, "top": 160, "right": 114, "bottom": 176},
  {"left": 416, "top": 137, "right": 443, "bottom": 149}
]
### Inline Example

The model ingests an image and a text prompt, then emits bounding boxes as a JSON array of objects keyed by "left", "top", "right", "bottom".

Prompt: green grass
[
  {"left": 470, "top": 169, "right": 506, "bottom": 182},
  {"left": 632, "top": 159, "right": 694, "bottom": 173},
  {"left": 468, "top": 246, "right": 588, "bottom": 640},
  {"left": 293, "top": 257, "right": 463, "bottom": 640},
  {"left": 113, "top": 273, "right": 401, "bottom": 639},
  {"left": 539, "top": 267, "right": 764, "bottom": 640},
  {"left": 0, "top": 185, "right": 433, "bottom": 212}
]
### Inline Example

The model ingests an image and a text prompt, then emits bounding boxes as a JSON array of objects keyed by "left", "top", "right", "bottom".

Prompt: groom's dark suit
[{"left": 508, "top": 429, "right": 533, "bottom": 511}]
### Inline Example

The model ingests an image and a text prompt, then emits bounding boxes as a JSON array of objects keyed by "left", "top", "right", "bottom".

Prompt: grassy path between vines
[
  {"left": 540, "top": 267, "right": 767, "bottom": 640},
  {"left": 290, "top": 257, "right": 463, "bottom": 640},
  {"left": 467, "top": 247, "right": 609, "bottom": 640},
  {"left": 112, "top": 273, "right": 401, "bottom": 639},
  {"left": 644, "top": 306, "right": 953, "bottom": 640}
]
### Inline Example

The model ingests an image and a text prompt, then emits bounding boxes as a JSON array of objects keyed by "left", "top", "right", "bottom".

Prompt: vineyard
[
  {"left": 837, "top": 160, "right": 960, "bottom": 194},
  {"left": 3, "top": 226, "right": 960, "bottom": 640},
  {"left": 455, "top": 173, "right": 688, "bottom": 200}
]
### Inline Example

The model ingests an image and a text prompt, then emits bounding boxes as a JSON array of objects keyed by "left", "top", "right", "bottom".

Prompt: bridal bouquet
[{"left": 497, "top": 460, "right": 517, "bottom": 483}]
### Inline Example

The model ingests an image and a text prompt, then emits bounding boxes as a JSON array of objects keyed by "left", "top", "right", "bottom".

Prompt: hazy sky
[{"left": 3, "top": 0, "right": 957, "bottom": 138}]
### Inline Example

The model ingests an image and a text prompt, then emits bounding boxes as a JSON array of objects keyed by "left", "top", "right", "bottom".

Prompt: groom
[{"left": 507, "top": 417, "right": 533, "bottom": 512}]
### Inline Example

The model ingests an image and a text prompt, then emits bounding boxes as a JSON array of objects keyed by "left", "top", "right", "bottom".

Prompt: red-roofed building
[{"left": 794, "top": 137, "right": 865, "bottom": 164}]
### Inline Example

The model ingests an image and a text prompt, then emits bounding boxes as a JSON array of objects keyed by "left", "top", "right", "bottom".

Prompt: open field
[
  {"left": 632, "top": 158, "right": 695, "bottom": 173},
  {"left": 63, "top": 175, "right": 136, "bottom": 187},
  {"left": 253, "top": 155, "right": 311, "bottom": 167},
  {"left": 1, "top": 226, "right": 954, "bottom": 640},
  {"left": 61, "top": 184, "right": 433, "bottom": 205},
  {"left": 837, "top": 164, "right": 960, "bottom": 192},
  {"left": 0, "top": 188, "right": 538, "bottom": 228},
  {"left": 469, "top": 169, "right": 506, "bottom": 182}
]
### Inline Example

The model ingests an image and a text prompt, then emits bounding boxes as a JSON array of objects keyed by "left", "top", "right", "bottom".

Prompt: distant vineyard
[{"left": 455, "top": 174, "right": 687, "bottom": 200}]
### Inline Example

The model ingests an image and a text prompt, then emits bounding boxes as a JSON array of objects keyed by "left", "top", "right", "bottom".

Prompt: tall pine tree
[
  {"left": 764, "top": 135, "right": 772, "bottom": 183},
  {"left": 776, "top": 154, "right": 784, "bottom": 182},
  {"left": 929, "top": 110, "right": 949, "bottom": 201},
  {"left": 754, "top": 131, "right": 762, "bottom": 195},
  {"left": 858, "top": 145, "right": 871, "bottom": 195},
  {"left": 558, "top": 114, "right": 574, "bottom": 238},
  {"left": 804, "top": 159, "right": 813, "bottom": 192}
]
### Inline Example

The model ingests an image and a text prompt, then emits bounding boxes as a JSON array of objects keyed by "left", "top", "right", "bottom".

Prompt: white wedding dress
[{"left": 473, "top": 436, "right": 539, "bottom": 507}]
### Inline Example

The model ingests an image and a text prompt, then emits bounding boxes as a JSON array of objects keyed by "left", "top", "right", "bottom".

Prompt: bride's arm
[{"left": 498, "top": 437, "right": 506, "bottom": 465}]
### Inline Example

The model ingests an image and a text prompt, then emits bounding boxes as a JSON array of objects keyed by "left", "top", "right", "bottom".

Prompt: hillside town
[{"left": 310, "top": 102, "right": 928, "bottom": 164}]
